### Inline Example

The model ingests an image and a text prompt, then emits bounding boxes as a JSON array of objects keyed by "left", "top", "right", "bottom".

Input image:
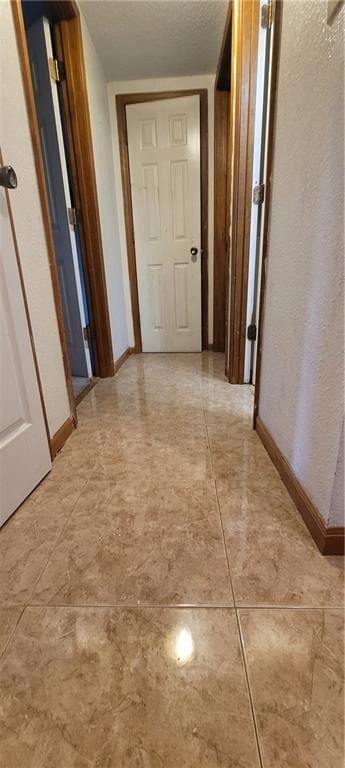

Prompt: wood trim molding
[
  {"left": 50, "top": 416, "right": 75, "bottom": 458},
  {"left": 11, "top": 0, "right": 76, "bottom": 424},
  {"left": 55, "top": 15, "right": 114, "bottom": 378},
  {"left": 114, "top": 346, "right": 134, "bottom": 374},
  {"left": 213, "top": 89, "right": 230, "bottom": 352},
  {"left": 213, "top": 4, "right": 231, "bottom": 353},
  {"left": 116, "top": 89, "right": 209, "bottom": 352},
  {"left": 226, "top": 0, "right": 260, "bottom": 383},
  {"left": 256, "top": 417, "right": 345, "bottom": 556}
]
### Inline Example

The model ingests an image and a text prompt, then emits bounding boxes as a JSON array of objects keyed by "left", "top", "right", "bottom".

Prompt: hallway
[{"left": 0, "top": 353, "right": 344, "bottom": 767}]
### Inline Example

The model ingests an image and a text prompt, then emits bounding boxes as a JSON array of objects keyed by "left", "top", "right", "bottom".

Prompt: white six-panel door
[
  {"left": 126, "top": 95, "right": 202, "bottom": 352},
  {"left": 0, "top": 187, "right": 51, "bottom": 525}
]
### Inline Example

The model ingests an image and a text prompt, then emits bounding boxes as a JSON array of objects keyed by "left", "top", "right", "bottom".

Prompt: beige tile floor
[{"left": 0, "top": 352, "right": 344, "bottom": 767}]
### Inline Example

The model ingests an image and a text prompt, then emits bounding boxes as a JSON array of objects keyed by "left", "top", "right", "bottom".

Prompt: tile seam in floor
[
  {"left": 203, "top": 407, "right": 265, "bottom": 768},
  {"left": 26, "top": 602, "right": 236, "bottom": 609},
  {"left": 9, "top": 602, "right": 344, "bottom": 610}
]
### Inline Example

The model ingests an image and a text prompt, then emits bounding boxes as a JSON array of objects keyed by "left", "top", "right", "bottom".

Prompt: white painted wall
[
  {"left": 107, "top": 75, "right": 215, "bottom": 346},
  {"left": 80, "top": 16, "right": 128, "bottom": 361},
  {"left": 1, "top": 0, "right": 70, "bottom": 437},
  {"left": 259, "top": 0, "right": 344, "bottom": 526}
]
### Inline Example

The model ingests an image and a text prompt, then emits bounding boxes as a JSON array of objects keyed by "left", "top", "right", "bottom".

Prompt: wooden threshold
[{"left": 256, "top": 417, "right": 345, "bottom": 556}]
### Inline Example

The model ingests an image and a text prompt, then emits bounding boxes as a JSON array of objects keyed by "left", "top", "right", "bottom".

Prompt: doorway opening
[
  {"left": 116, "top": 89, "right": 209, "bottom": 353},
  {"left": 13, "top": 0, "right": 114, "bottom": 437},
  {"left": 213, "top": 0, "right": 280, "bottom": 410},
  {"left": 22, "top": 7, "right": 94, "bottom": 403}
]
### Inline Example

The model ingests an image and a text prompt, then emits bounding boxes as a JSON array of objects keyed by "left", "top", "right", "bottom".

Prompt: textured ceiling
[{"left": 79, "top": 0, "right": 229, "bottom": 81}]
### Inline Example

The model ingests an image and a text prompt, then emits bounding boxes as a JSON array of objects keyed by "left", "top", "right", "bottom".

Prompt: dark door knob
[
  {"left": 0, "top": 166, "right": 18, "bottom": 189},
  {"left": 190, "top": 247, "right": 198, "bottom": 256}
]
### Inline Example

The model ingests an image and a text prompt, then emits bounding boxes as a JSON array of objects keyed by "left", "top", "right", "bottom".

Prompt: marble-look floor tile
[
  {"left": 218, "top": 479, "right": 344, "bottom": 607},
  {"left": 0, "top": 476, "right": 81, "bottom": 605},
  {"left": 0, "top": 607, "right": 22, "bottom": 656},
  {"left": 125, "top": 401, "right": 205, "bottom": 424},
  {"left": 239, "top": 609, "right": 344, "bottom": 768},
  {"left": 92, "top": 435, "right": 213, "bottom": 483},
  {"left": 204, "top": 406, "right": 253, "bottom": 430},
  {"left": 113, "top": 415, "right": 206, "bottom": 441},
  {"left": 209, "top": 432, "right": 275, "bottom": 483},
  {"left": 0, "top": 606, "right": 260, "bottom": 768},
  {"left": 2, "top": 351, "right": 343, "bottom": 766},
  {"left": 32, "top": 480, "right": 232, "bottom": 606}
]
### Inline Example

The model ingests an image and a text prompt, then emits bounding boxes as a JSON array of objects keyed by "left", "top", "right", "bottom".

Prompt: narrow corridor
[{"left": 0, "top": 353, "right": 344, "bottom": 767}]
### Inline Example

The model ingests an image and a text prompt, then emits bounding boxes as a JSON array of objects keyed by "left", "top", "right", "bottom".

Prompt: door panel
[
  {"left": 27, "top": 18, "right": 89, "bottom": 377},
  {"left": 0, "top": 188, "right": 51, "bottom": 526},
  {"left": 127, "top": 95, "right": 201, "bottom": 352},
  {"left": 174, "top": 263, "right": 189, "bottom": 330},
  {"left": 143, "top": 164, "right": 160, "bottom": 240},
  {"left": 171, "top": 160, "right": 188, "bottom": 240}
]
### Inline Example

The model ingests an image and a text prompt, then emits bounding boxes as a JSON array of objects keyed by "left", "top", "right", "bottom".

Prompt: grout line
[
  {"left": 203, "top": 408, "right": 265, "bottom": 768},
  {"left": 3, "top": 603, "right": 343, "bottom": 611},
  {"left": 26, "top": 604, "right": 237, "bottom": 610}
]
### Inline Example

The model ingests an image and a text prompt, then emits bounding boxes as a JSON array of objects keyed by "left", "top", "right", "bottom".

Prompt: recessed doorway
[{"left": 116, "top": 89, "right": 209, "bottom": 353}]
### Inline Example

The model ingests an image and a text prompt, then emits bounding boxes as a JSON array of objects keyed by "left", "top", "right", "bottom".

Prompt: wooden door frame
[
  {"left": 116, "top": 89, "right": 209, "bottom": 352},
  {"left": 213, "top": 3, "right": 231, "bottom": 353},
  {"left": 11, "top": 0, "right": 114, "bottom": 439},
  {"left": 225, "top": 0, "right": 260, "bottom": 382},
  {"left": 253, "top": 0, "right": 282, "bottom": 424}
]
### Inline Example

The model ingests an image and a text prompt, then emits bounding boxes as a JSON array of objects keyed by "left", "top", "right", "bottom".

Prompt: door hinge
[
  {"left": 247, "top": 323, "right": 257, "bottom": 341},
  {"left": 261, "top": 2, "right": 273, "bottom": 29},
  {"left": 49, "top": 58, "right": 66, "bottom": 83},
  {"left": 67, "top": 207, "right": 78, "bottom": 227},
  {"left": 253, "top": 183, "right": 265, "bottom": 205},
  {"left": 83, "top": 324, "right": 91, "bottom": 345}
]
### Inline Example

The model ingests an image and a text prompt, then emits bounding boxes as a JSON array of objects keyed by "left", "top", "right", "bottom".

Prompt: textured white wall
[
  {"left": 1, "top": 1, "right": 70, "bottom": 436},
  {"left": 81, "top": 16, "right": 128, "bottom": 361},
  {"left": 259, "top": 0, "right": 344, "bottom": 525},
  {"left": 107, "top": 75, "right": 215, "bottom": 347}
]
